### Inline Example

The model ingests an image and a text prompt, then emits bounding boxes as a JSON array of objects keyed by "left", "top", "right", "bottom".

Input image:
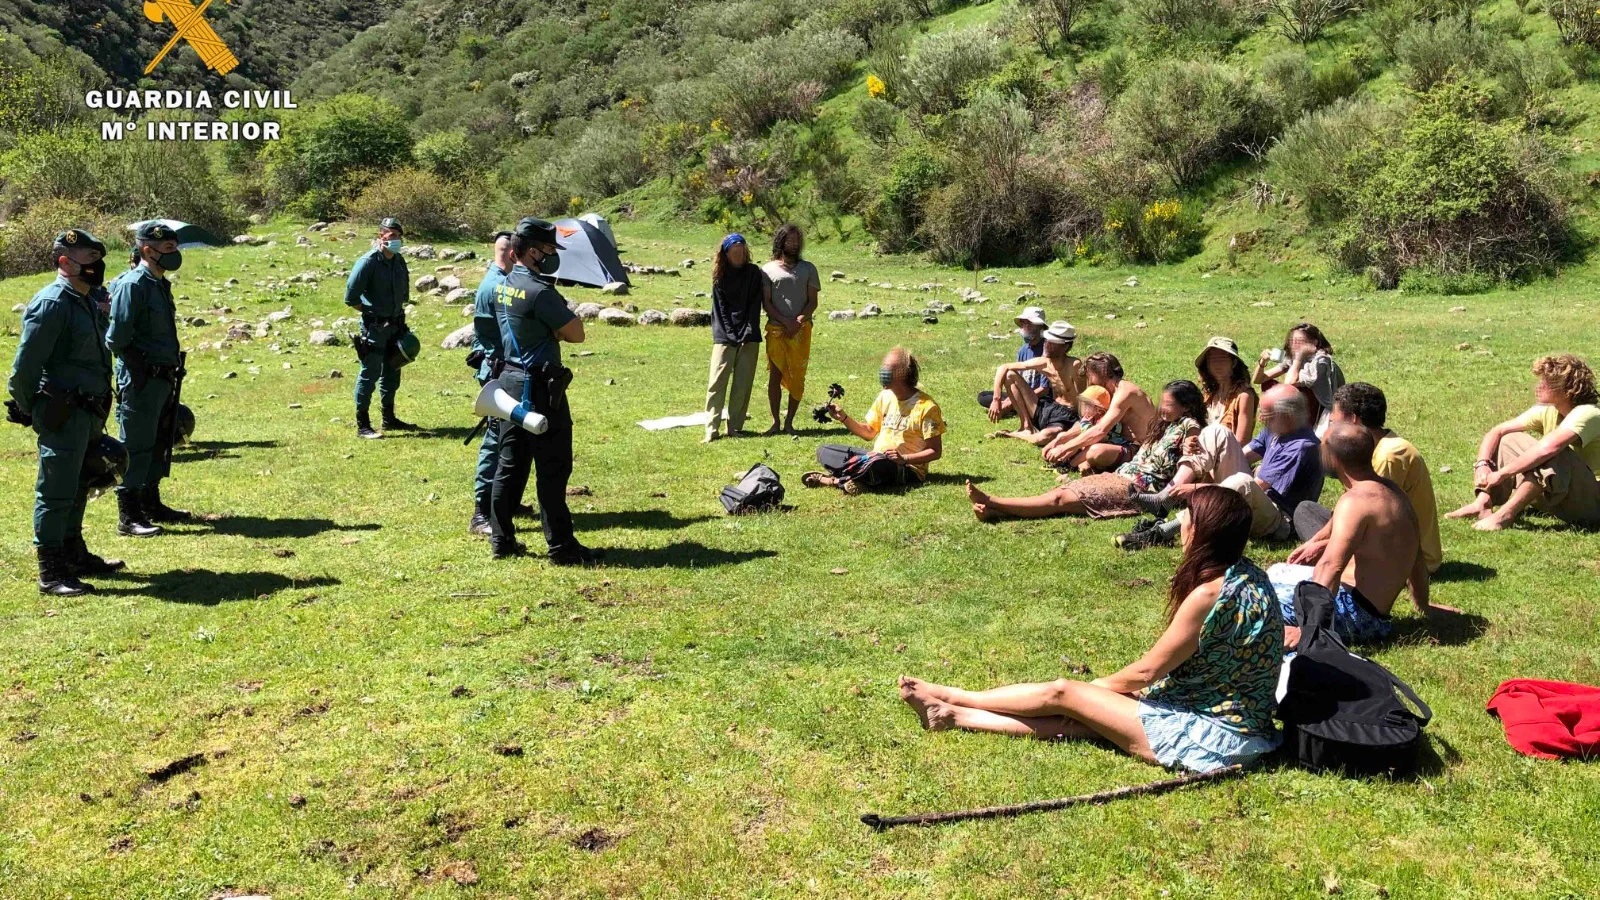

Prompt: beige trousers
[
  {"left": 1180, "top": 424, "right": 1250, "bottom": 483},
  {"left": 1491, "top": 431, "right": 1600, "bottom": 526},
  {"left": 706, "top": 342, "right": 761, "bottom": 436}
]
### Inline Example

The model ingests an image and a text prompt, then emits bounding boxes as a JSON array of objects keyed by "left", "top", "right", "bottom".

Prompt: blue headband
[{"left": 721, "top": 233, "right": 746, "bottom": 252}]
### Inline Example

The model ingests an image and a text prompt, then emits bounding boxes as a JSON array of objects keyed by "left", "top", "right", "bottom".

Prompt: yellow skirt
[{"left": 764, "top": 321, "right": 812, "bottom": 399}]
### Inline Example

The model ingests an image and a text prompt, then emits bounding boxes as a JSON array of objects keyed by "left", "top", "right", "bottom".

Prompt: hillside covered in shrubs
[{"left": 3, "top": 0, "right": 1599, "bottom": 290}]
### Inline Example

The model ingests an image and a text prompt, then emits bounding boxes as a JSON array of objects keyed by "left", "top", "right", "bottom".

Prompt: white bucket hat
[
  {"left": 1014, "top": 306, "right": 1047, "bottom": 328},
  {"left": 1044, "top": 321, "right": 1077, "bottom": 344}
]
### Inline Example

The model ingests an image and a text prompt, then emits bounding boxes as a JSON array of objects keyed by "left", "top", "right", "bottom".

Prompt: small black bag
[
  {"left": 1276, "top": 581, "right": 1433, "bottom": 778},
  {"left": 720, "top": 463, "right": 785, "bottom": 514}
]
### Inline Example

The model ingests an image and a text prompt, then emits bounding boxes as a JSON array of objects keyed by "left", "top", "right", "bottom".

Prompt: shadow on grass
[
  {"left": 98, "top": 570, "right": 339, "bottom": 605},
  {"left": 923, "top": 473, "right": 992, "bottom": 487},
  {"left": 1432, "top": 561, "right": 1497, "bottom": 583},
  {"left": 174, "top": 439, "right": 280, "bottom": 461},
  {"left": 598, "top": 541, "right": 776, "bottom": 569},
  {"left": 1389, "top": 610, "right": 1490, "bottom": 647},
  {"left": 415, "top": 424, "right": 483, "bottom": 441},
  {"left": 574, "top": 509, "right": 716, "bottom": 530},
  {"left": 206, "top": 517, "right": 382, "bottom": 539}
]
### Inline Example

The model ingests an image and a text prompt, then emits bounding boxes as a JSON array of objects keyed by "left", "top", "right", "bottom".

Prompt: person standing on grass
[
  {"left": 704, "top": 233, "right": 769, "bottom": 443},
  {"left": 899, "top": 486, "right": 1283, "bottom": 774},
  {"left": 1254, "top": 322, "right": 1343, "bottom": 436},
  {"left": 1292, "top": 382, "right": 1441, "bottom": 573},
  {"left": 802, "top": 347, "right": 944, "bottom": 495},
  {"left": 468, "top": 230, "right": 515, "bottom": 537},
  {"left": 107, "top": 221, "right": 193, "bottom": 536},
  {"left": 1446, "top": 353, "right": 1600, "bottom": 531},
  {"left": 980, "top": 306, "right": 1051, "bottom": 417},
  {"left": 9, "top": 229, "right": 121, "bottom": 596},
  {"left": 344, "top": 216, "right": 413, "bottom": 439},
  {"left": 760, "top": 224, "right": 818, "bottom": 435}
]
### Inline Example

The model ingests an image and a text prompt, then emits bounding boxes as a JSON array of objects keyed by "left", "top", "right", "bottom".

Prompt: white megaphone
[{"left": 474, "top": 378, "right": 549, "bottom": 434}]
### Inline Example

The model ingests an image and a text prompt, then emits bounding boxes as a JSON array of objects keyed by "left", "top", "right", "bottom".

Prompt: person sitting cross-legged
[
  {"left": 1281, "top": 425, "right": 1459, "bottom": 647},
  {"left": 1446, "top": 353, "right": 1600, "bottom": 531},
  {"left": 1116, "top": 383, "right": 1323, "bottom": 550},
  {"left": 898, "top": 486, "right": 1283, "bottom": 774},
  {"left": 987, "top": 321, "right": 1085, "bottom": 445},
  {"left": 1040, "top": 351, "right": 1159, "bottom": 474},
  {"left": 802, "top": 347, "right": 944, "bottom": 495},
  {"left": 968, "top": 380, "right": 1205, "bottom": 522},
  {"left": 1292, "top": 382, "right": 1441, "bottom": 574},
  {"left": 978, "top": 306, "right": 1050, "bottom": 417}
]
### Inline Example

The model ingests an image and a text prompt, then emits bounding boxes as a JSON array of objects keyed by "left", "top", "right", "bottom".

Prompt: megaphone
[{"left": 474, "top": 378, "right": 549, "bottom": 435}]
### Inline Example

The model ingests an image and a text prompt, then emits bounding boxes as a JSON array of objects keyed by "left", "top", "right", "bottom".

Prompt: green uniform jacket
[
  {"left": 7, "top": 276, "right": 113, "bottom": 416},
  {"left": 106, "top": 264, "right": 181, "bottom": 370},
  {"left": 344, "top": 247, "right": 410, "bottom": 319}
]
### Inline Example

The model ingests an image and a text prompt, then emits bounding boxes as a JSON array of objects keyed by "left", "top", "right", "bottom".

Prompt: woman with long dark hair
[
  {"left": 968, "top": 380, "right": 1206, "bottom": 521},
  {"left": 1255, "top": 322, "right": 1343, "bottom": 435},
  {"left": 703, "top": 233, "right": 770, "bottom": 442},
  {"left": 901, "top": 486, "right": 1283, "bottom": 772}
]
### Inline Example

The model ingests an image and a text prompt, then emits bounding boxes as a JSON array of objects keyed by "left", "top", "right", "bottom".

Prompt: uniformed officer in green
[
  {"left": 107, "top": 221, "right": 191, "bottom": 537},
  {"left": 7, "top": 229, "right": 123, "bottom": 595},
  {"left": 344, "top": 216, "right": 413, "bottom": 439}
]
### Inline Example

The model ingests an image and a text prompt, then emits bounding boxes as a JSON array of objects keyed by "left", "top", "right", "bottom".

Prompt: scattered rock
[
  {"left": 574, "top": 302, "right": 605, "bottom": 320},
  {"left": 309, "top": 222, "right": 329, "bottom": 232},
  {"left": 295, "top": 235, "right": 312, "bottom": 247},
  {"left": 1123, "top": 276, "right": 1140, "bottom": 287},
  {"left": 223, "top": 372, "right": 238, "bottom": 379},
  {"left": 830, "top": 270, "right": 846, "bottom": 281},
  {"left": 1251, "top": 301, "right": 1275, "bottom": 308},
  {"left": 1449, "top": 305, "right": 1467, "bottom": 313},
  {"left": 982, "top": 274, "right": 999, "bottom": 283},
  {"left": 1135, "top": 321, "right": 1148, "bottom": 329},
  {"left": 1439, "top": 465, "right": 1452, "bottom": 474},
  {"left": 445, "top": 287, "right": 472, "bottom": 304},
  {"left": 399, "top": 244, "right": 436, "bottom": 260},
  {"left": 328, "top": 369, "right": 343, "bottom": 379},
  {"left": 288, "top": 794, "right": 307, "bottom": 808},
  {"left": 830, "top": 568, "right": 848, "bottom": 575},
  {"left": 266, "top": 306, "right": 293, "bottom": 323},
  {"left": 414, "top": 274, "right": 438, "bottom": 291},
  {"left": 668, "top": 308, "right": 712, "bottom": 327},
  {"left": 439, "top": 275, "right": 462, "bottom": 291},
  {"left": 231, "top": 234, "right": 264, "bottom": 246},
  {"left": 1104, "top": 313, "right": 1117, "bottom": 320},
  {"left": 828, "top": 310, "right": 856, "bottom": 321},
  {"left": 600, "top": 281, "right": 629, "bottom": 296},
  {"left": 441, "top": 324, "right": 475, "bottom": 350},
  {"left": 860, "top": 304, "right": 881, "bottom": 318},
  {"left": 681, "top": 258, "right": 695, "bottom": 268},
  {"left": 308, "top": 330, "right": 339, "bottom": 347},
  {"left": 638, "top": 309, "right": 668, "bottom": 325},
  {"left": 185, "top": 316, "right": 207, "bottom": 327},
  {"left": 1456, "top": 342, "right": 1471, "bottom": 351},
  {"left": 598, "top": 308, "right": 635, "bottom": 325},
  {"left": 1014, "top": 281, "right": 1035, "bottom": 287}
]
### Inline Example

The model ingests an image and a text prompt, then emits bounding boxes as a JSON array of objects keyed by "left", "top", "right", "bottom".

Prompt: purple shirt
[{"left": 1247, "top": 426, "right": 1324, "bottom": 515}]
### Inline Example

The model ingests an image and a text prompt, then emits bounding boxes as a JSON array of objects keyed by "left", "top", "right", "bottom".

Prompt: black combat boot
[
  {"left": 381, "top": 406, "right": 415, "bottom": 431},
  {"left": 357, "top": 412, "right": 382, "bottom": 440},
  {"left": 142, "top": 482, "right": 191, "bottom": 522},
  {"left": 549, "top": 543, "right": 606, "bottom": 567},
  {"left": 490, "top": 538, "right": 527, "bottom": 559},
  {"left": 38, "top": 547, "right": 93, "bottom": 596},
  {"left": 469, "top": 496, "right": 491, "bottom": 536},
  {"left": 66, "top": 534, "right": 125, "bottom": 575},
  {"left": 116, "top": 491, "right": 163, "bottom": 537}
]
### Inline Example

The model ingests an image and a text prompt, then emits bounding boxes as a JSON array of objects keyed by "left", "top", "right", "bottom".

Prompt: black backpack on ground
[
  {"left": 720, "top": 463, "right": 785, "bottom": 514},
  {"left": 1275, "top": 581, "right": 1433, "bottom": 779}
]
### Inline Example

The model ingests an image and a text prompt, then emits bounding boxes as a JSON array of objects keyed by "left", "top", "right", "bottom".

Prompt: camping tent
[
  {"left": 578, "top": 213, "right": 616, "bottom": 249},
  {"left": 551, "top": 218, "right": 630, "bottom": 289},
  {"left": 126, "top": 219, "right": 221, "bottom": 250}
]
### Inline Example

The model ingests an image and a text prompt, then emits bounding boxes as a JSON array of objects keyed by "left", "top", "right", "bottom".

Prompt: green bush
[
  {"left": 262, "top": 94, "right": 413, "bottom": 215},
  {"left": 864, "top": 141, "right": 946, "bottom": 252},
  {"left": 900, "top": 26, "right": 1009, "bottom": 118},
  {"left": 345, "top": 167, "right": 494, "bottom": 240},
  {"left": 552, "top": 119, "right": 649, "bottom": 203},
  {"left": 1120, "top": 0, "right": 1236, "bottom": 45},
  {"left": 714, "top": 26, "right": 864, "bottom": 135},
  {"left": 1257, "top": 49, "right": 1320, "bottom": 131},
  {"left": 1396, "top": 15, "right": 1484, "bottom": 91},
  {"left": 1110, "top": 57, "right": 1254, "bottom": 188},
  {"left": 1333, "top": 82, "right": 1571, "bottom": 286},
  {"left": 1092, "top": 197, "right": 1204, "bottom": 264},
  {"left": 1268, "top": 96, "right": 1400, "bottom": 222},
  {"left": 0, "top": 198, "right": 124, "bottom": 278},
  {"left": 1487, "top": 40, "right": 1574, "bottom": 124},
  {"left": 413, "top": 130, "right": 478, "bottom": 182},
  {"left": 855, "top": 96, "right": 904, "bottom": 147}
]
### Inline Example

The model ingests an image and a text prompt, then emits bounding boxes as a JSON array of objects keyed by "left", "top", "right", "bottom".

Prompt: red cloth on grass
[{"left": 1485, "top": 679, "right": 1600, "bottom": 760}]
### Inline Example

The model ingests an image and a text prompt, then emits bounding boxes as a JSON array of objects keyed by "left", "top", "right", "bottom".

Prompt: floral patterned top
[
  {"left": 1115, "top": 416, "right": 1200, "bottom": 492},
  {"left": 1143, "top": 558, "right": 1284, "bottom": 736}
]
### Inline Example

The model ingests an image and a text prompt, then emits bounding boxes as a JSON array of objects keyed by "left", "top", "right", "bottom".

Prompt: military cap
[
  {"left": 379, "top": 217, "right": 404, "bottom": 234},
  {"left": 514, "top": 217, "right": 565, "bottom": 248},
  {"left": 134, "top": 221, "right": 177, "bottom": 242},
  {"left": 54, "top": 229, "right": 107, "bottom": 254}
]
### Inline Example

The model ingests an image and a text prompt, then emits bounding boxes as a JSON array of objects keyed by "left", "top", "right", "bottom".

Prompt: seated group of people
[{"left": 790, "top": 320, "right": 1600, "bottom": 779}]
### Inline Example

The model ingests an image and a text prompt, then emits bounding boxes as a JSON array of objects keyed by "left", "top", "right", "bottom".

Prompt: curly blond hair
[{"left": 1533, "top": 354, "right": 1599, "bottom": 406}]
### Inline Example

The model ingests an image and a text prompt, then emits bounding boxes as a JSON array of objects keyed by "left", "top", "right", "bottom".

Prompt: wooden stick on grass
[{"left": 861, "top": 764, "right": 1244, "bottom": 831}]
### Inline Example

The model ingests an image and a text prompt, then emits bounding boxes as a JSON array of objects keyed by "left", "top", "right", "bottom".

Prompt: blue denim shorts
[{"left": 1136, "top": 701, "right": 1281, "bottom": 773}]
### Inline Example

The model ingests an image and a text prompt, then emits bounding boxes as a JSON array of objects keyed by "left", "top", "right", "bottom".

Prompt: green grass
[{"left": 2, "top": 220, "right": 1599, "bottom": 899}]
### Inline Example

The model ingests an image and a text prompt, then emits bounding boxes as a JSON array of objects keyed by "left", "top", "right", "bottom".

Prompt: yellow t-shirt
[
  {"left": 1511, "top": 404, "right": 1600, "bottom": 474},
  {"left": 1374, "top": 434, "right": 1442, "bottom": 574},
  {"left": 866, "top": 389, "right": 946, "bottom": 479}
]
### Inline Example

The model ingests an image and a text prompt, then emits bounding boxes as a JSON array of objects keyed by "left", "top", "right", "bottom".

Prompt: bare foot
[
  {"left": 897, "top": 677, "right": 957, "bottom": 730},
  {"left": 763, "top": 422, "right": 781, "bottom": 436},
  {"left": 986, "top": 430, "right": 1011, "bottom": 439},
  {"left": 1445, "top": 499, "right": 1489, "bottom": 520},
  {"left": 964, "top": 480, "right": 989, "bottom": 505},
  {"left": 702, "top": 431, "right": 719, "bottom": 444},
  {"left": 1473, "top": 514, "right": 1512, "bottom": 532}
]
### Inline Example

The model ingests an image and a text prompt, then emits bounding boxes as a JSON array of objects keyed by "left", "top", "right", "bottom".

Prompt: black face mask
[
  {"left": 146, "top": 248, "right": 182, "bottom": 272},
  {"left": 536, "top": 251, "right": 560, "bottom": 276},
  {"left": 79, "top": 260, "right": 106, "bottom": 288}
]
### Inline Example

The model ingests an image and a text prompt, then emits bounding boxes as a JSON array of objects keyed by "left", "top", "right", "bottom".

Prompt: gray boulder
[
  {"left": 828, "top": 310, "right": 856, "bottom": 321},
  {"left": 439, "top": 275, "right": 462, "bottom": 291},
  {"left": 445, "top": 287, "right": 472, "bottom": 304},
  {"left": 574, "top": 302, "right": 605, "bottom": 320},
  {"left": 598, "top": 308, "right": 636, "bottom": 326},
  {"left": 639, "top": 309, "right": 668, "bottom": 325},
  {"left": 415, "top": 274, "right": 438, "bottom": 291},
  {"left": 441, "top": 324, "right": 475, "bottom": 349},
  {"left": 669, "top": 308, "right": 712, "bottom": 327},
  {"left": 601, "top": 281, "right": 629, "bottom": 296},
  {"left": 308, "top": 330, "right": 339, "bottom": 346}
]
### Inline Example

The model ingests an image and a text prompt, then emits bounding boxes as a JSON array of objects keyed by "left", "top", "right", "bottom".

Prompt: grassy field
[{"left": 2, "top": 221, "right": 1598, "bottom": 899}]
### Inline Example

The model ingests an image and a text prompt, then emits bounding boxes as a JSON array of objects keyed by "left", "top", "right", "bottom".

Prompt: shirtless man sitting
[
  {"left": 1041, "top": 352, "right": 1157, "bottom": 473},
  {"left": 988, "top": 321, "right": 1085, "bottom": 445},
  {"left": 1283, "top": 424, "right": 1458, "bottom": 647}
]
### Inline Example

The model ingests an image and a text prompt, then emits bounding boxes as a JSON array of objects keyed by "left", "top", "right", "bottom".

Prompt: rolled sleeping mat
[{"left": 473, "top": 378, "right": 549, "bottom": 435}]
